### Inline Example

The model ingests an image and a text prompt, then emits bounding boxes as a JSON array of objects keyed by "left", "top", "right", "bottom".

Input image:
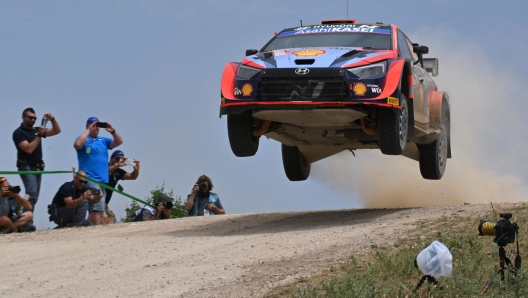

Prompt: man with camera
[
  {"left": 13, "top": 107, "right": 61, "bottom": 225},
  {"left": 103, "top": 150, "right": 140, "bottom": 224},
  {"left": 74, "top": 116, "right": 123, "bottom": 225},
  {"left": 132, "top": 194, "right": 173, "bottom": 221},
  {"left": 0, "top": 177, "right": 34, "bottom": 233},
  {"left": 185, "top": 175, "right": 225, "bottom": 216},
  {"left": 48, "top": 171, "right": 103, "bottom": 227}
]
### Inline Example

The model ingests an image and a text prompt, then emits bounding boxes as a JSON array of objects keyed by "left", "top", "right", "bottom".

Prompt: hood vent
[{"left": 295, "top": 59, "right": 315, "bottom": 65}]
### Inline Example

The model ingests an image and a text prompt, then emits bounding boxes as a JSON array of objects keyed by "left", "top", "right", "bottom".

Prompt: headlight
[
  {"left": 236, "top": 65, "right": 261, "bottom": 79},
  {"left": 347, "top": 61, "right": 387, "bottom": 78}
]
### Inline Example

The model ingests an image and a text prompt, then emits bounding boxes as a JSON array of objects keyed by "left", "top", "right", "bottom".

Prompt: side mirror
[
  {"left": 246, "top": 49, "right": 258, "bottom": 56},
  {"left": 423, "top": 58, "right": 439, "bottom": 77},
  {"left": 413, "top": 45, "right": 429, "bottom": 55}
]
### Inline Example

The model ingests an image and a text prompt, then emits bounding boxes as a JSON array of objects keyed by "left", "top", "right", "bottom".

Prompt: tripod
[{"left": 481, "top": 245, "right": 520, "bottom": 294}]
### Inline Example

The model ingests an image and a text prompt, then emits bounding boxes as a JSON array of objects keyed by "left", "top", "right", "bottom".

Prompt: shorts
[{"left": 86, "top": 181, "right": 106, "bottom": 214}]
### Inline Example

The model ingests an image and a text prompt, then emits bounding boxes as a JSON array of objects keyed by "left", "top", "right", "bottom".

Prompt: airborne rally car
[{"left": 220, "top": 20, "right": 451, "bottom": 181}]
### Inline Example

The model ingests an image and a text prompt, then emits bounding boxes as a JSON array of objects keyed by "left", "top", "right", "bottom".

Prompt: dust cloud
[{"left": 312, "top": 28, "right": 528, "bottom": 208}]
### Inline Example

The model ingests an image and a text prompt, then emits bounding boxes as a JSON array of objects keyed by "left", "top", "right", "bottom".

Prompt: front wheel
[
  {"left": 378, "top": 95, "right": 408, "bottom": 155},
  {"left": 227, "top": 111, "right": 259, "bottom": 157},
  {"left": 418, "top": 125, "right": 448, "bottom": 180},
  {"left": 282, "top": 144, "right": 310, "bottom": 181}
]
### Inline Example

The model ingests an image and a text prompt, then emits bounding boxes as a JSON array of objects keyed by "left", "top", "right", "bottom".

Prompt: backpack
[{"left": 131, "top": 206, "right": 147, "bottom": 222}]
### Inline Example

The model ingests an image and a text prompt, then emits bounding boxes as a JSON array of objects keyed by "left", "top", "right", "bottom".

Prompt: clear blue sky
[{"left": 1, "top": 1, "right": 527, "bottom": 229}]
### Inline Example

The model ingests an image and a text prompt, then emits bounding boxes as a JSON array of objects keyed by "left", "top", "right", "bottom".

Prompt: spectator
[
  {"left": 13, "top": 107, "right": 61, "bottom": 226},
  {"left": 104, "top": 150, "right": 140, "bottom": 224},
  {"left": 74, "top": 117, "right": 123, "bottom": 225},
  {"left": 185, "top": 175, "right": 225, "bottom": 216},
  {"left": 0, "top": 177, "right": 35, "bottom": 233},
  {"left": 48, "top": 170, "right": 103, "bottom": 227},
  {"left": 132, "top": 194, "right": 173, "bottom": 221}
]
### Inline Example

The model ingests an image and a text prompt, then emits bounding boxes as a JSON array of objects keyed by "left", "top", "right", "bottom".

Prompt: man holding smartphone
[
  {"left": 12, "top": 107, "right": 61, "bottom": 227},
  {"left": 48, "top": 171, "right": 103, "bottom": 227},
  {"left": 74, "top": 117, "right": 123, "bottom": 225},
  {"left": 103, "top": 150, "right": 140, "bottom": 224}
]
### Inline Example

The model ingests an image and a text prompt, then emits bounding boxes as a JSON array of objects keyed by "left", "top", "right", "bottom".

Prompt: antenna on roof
[
  {"left": 347, "top": 0, "right": 349, "bottom": 18},
  {"left": 300, "top": 19, "right": 303, "bottom": 26}
]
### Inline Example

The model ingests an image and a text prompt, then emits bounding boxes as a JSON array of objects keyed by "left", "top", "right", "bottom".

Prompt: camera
[
  {"left": 156, "top": 201, "right": 173, "bottom": 209},
  {"left": 8, "top": 185, "right": 21, "bottom": 194},
  {"left": 479, "top": 213, "right": 519, "bottom": 246},
  {"left": 95, "top": 122, "right": 108, "bottom": 128},
  {"left": 198, "top": 183, "right": 208, "bottom": 194}
]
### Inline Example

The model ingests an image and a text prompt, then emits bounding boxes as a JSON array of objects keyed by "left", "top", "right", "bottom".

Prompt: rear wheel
[
  {"left": 282, "top": 144, "right": 310, "bottom": 181},
  {"left": 227, "top": 111, "right": 259, "bottom": 157},
  {"left": 378, "top": 95, "right": 408, "bottom": 155},
  {"left": 418, "top": 124, "right": 448, "bottom": 180}
]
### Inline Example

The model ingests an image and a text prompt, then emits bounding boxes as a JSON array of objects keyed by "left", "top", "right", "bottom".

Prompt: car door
[{"left": 397, "top": 30, "right": 428, "bottom": 125}]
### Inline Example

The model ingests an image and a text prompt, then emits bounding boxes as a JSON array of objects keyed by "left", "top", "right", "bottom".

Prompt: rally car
[{"left": 220, "top": 19, "right": 451, "bottom": 181}]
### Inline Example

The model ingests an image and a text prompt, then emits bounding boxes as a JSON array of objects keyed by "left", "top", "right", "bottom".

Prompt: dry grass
[{"left": 265, "top": 202, "right": 528, "bottom": 298}]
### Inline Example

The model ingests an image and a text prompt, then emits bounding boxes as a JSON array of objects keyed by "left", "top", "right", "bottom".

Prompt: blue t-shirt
[{"left": 76, "top": 136, "right": 112, "bottom": 182}]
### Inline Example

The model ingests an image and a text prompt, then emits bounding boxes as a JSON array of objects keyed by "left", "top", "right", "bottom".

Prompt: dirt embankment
[{"left": 0, "top": 203, "right": 512, "bottom": 297}]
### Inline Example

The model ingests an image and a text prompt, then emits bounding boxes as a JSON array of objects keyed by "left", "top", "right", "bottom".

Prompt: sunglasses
[
  {"left": 25, "top": 116, "right": 37, "bottom": 121},
  {"left": 78, "top": 179, "right": 88, "bottom": 184}
]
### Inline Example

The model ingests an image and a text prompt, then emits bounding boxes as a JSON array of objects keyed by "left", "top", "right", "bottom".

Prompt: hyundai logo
[{"left": 295, "top": 68, "right": 310, "bottom": 75}]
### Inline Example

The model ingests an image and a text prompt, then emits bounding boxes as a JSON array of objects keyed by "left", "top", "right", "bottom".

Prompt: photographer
[
  {"left": 0, "top": 177, "right": 34, "bottom": 233},
  {"left": 133, "top": 194, "right": 173, "bottom": 221},
  {"left": 13, "top": 107, "right": 61, "bottom": 226},
  {"left": 103, "top": 150, "right": 140, "bottom": 224},
  {"left": 48, "top": 171, "right": 103, "bottom": 227},
  {"left": 74, "top": 116, "right": 123, "bottom": 225},
  {"left": 185, "top": 175, "right": 225, "bottom": 217}
]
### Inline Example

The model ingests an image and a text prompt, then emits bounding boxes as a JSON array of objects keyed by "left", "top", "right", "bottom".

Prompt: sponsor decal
[
  {"left": 273, "top": 49, "right": 291, "bottom": 57},
  {"left": 241, "top": 83, "right": 253, "bottom": 96},
  {"left": 278, "top": 25, "right": 390, "bottom": 37},
  {"left": 234, "top": 87, "right": 242, "bottom": 96},
  {"left": 292, "top": 49, "right": 326, "bottom": 57},
  {"left": 367, "top": 84, "right": 382, "bottom": 94},
  {"left": 352, "top": 82, "right": 367, "bottom": 96},
  {"left": 295, "top": 68, "right": 310, "bottom": 75},
  {"left": 387, "top": 97, "right": 399, "bottom": 106}
]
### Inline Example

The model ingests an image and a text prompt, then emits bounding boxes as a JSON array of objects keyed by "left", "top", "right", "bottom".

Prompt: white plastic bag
[{"left": 416, "top": 240, "right": 453, "bottom": 278}]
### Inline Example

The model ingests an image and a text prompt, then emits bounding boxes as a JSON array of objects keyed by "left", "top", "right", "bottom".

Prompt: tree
[{"left": 121, "top": 183, "right": 186, "bottom": 222}]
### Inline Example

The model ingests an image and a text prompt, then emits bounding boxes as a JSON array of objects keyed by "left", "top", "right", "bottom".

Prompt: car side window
[
  {"left": 397, "top": 30, "right": 413, "bottom": 60},
  {"left": 403, "top": 34, "right": 419, "bottom": 63}
]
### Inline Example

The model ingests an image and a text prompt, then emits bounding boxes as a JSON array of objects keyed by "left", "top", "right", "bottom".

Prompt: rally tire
[
  {"left": 418, "top": 124, "right": 448, "bottom": 180},
  {"left": 378, "top": 95, "right": 408, "bottom": 155},
  {"left": 282, "top": 144, "right": 310, "bottom": 181},
  {"left": 227, "top": 111, "right": 259, "bottom": 157}
]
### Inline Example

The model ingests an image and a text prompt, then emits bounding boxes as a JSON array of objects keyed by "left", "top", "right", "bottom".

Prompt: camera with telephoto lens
[
  {"left": 198, "top": 183, "right": 208, "bottom": 194},
  {"left": 8, "top": 185, "right": 21, "bottom": 194},
  {"left": 156, "top": 201, "right": 173, "bottom": 209},
  {"left": 478, "top": 213, "right": 519, "bottom": 246}
]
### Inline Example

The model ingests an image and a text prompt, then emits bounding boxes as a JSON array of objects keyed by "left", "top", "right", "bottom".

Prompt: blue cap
[
  {"left": 86, "top": 116, "right": 99, "bottom": 124},
  {"left": 111, "top": 150, "right": 125, "bottom": 158}
]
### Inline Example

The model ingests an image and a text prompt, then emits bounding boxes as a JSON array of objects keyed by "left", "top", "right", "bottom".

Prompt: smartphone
[
  {"left": 89, "top": 189, "right": 101, "bottom": 196},
  {"left": 41, "top": 118, "right": 48, "bottom": 127},
  {"left": 96, "top": 122, "right": 107, "bottom": 128},
  {"left": 124, "top": 159, "right": 136, "bottom": 166}
]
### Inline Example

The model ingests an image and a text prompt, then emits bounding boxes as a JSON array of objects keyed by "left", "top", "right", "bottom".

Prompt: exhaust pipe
[{"left": 360, "top": 117, "right": 376, "bottom": 136}]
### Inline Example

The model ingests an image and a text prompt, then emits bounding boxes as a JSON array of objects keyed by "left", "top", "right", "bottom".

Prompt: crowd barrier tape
[{"left": 0, "top": 170, "right": 155, "bottom": 208}]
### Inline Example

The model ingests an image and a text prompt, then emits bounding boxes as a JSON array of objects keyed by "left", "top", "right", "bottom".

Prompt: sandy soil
[{"left": 0, "top": 203, "right": 514, "bottom": 298}]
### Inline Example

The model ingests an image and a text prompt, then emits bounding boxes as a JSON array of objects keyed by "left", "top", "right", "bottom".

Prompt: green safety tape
[
  {"left": 0, "top": 170, "right": 155, "bottom": 208},
  {"left": 77, "top": 173, "right": 154, "bottom": 208},
  {"left": 0, "top": 170, "right": 73, "bottom": 175}
]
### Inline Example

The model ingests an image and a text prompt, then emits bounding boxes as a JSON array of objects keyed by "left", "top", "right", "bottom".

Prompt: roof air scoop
[{"left": 295, "top": 59, "right": 315, "bottom": 65}]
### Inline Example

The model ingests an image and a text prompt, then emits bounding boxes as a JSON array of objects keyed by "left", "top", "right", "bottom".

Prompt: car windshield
[{"left": 263, "top": 25, "right": 392, "bottom": 51}]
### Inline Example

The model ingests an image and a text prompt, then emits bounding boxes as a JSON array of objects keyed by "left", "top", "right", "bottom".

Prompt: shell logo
[
  {"left": 292, "top": 49, "right": 327, "bottom": 57},
  {"left": 353, "top": 82, "right": 367, "bottom": 96},
  {"left": 241, "top": 83, "right": 253, "bottom": 96}
]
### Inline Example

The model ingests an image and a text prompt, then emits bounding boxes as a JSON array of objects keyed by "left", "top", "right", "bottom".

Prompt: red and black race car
[{"left": 220, "top": 19, "right": 451, "bottom": 181}]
